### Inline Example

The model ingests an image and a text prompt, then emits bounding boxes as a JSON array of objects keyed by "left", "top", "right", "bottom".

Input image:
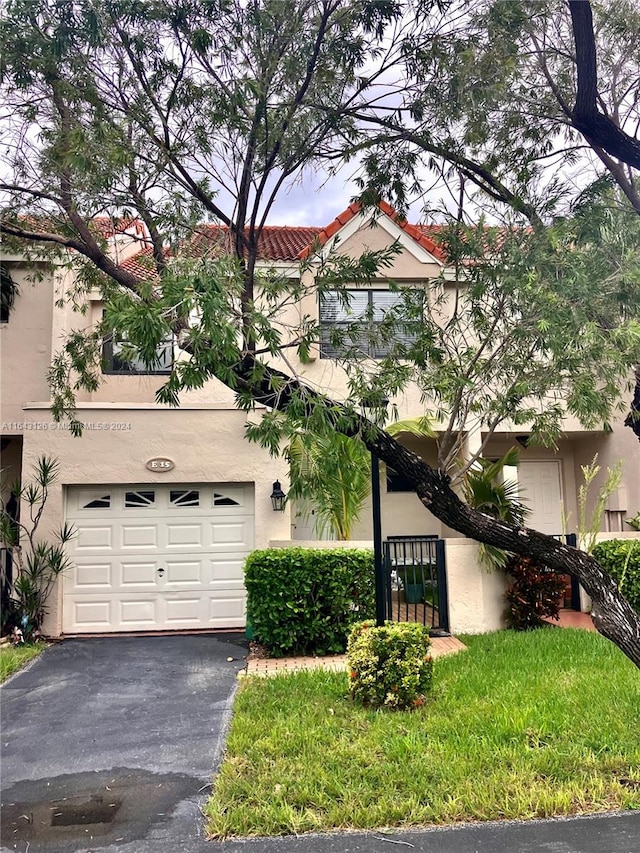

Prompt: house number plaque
[{"left": 146, "top": 457, "right": 175, "bottom": 472}]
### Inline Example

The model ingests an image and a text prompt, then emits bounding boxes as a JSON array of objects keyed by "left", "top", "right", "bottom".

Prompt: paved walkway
[
  {"left": 246, "top": 634, "right": 466, "bottom": 676},
  {"left": 542, "top": 609, "right": 598, "bottom": 631}
]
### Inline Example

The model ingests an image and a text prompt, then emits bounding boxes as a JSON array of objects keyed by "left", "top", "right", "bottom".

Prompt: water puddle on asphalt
[{"left": 1, "top": 767, "right": 199, "bottom": 851}]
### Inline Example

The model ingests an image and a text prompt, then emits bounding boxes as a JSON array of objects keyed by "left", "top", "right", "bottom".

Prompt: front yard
[
  {"left": 206, "top": 628, "right": 640, "bottom": 839},
  {"left": 0, "top": 642, "right": 45, "bottom": 682}
]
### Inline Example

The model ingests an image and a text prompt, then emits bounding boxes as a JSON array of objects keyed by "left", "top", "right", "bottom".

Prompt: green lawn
[
  {"left": 0, "top": 642, "right": 46, "bottom": 682},
  {"left": 206, "top": 628, "right": 640, "bottom": 839}
]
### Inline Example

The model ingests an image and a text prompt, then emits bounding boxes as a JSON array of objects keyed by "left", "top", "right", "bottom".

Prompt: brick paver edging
[{"left": 244, "top": 635, "right": 466, "bottom": 677}]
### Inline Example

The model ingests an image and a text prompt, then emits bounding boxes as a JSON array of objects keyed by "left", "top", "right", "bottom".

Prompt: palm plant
[
  {"left": 286, "top": 431, "right": 371, "bottom": 541},
  {"left": 463, "top": 447, "right": 529, "bottom": 570}
]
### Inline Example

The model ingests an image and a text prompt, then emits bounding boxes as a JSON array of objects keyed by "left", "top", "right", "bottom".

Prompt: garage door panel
[
  {"left": 65, "top": 599, "right": 112, "bottom": 631},
  {"left": 75, "top": 563, "right": 112, "bottom": 588},
  {"left": 166, "top": 523, "right": 204, "bottom": 548},
  {"left": 121, "top": 525, "right": 158, "bottom": 549},
  {"left": 119, "top": 598, "right": 157, "bottom": 625},
  {"left": 210, "top": 558, "right": 245, "bottom": 581},
  {"left": 120, "top": 561, "right": 159, "bottom": 586},
  {"left": 165, "top": 560, "right": 202, "bottom": 585},
  {"left": 210, "top": 519, "right": 253, "bottom": 547},
  {"left": 209, "top": 596, "right": 245, "bottom": 622},
  {"left": 164, "top": 597, "right": 202, "bottom": 623},
  {"left": 65, "top": 483, "right": 253, "bottom": 633},
  {"left": 75, "top": 526, "right": 112, "bottom": 551}
]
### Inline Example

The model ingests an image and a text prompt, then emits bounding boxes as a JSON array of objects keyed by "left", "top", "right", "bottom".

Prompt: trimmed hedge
[
  {"left": 347, "top": 621, "right": 433, "bottom": 710},
  {"left": 244, "top": 548, "right": 375, "bottom": 657},
  {"left": 592, "top": 539, "right": 640, "bottom": 614}
]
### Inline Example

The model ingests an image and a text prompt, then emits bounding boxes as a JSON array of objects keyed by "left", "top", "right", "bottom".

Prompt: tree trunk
[{"left": 569, "top": 0, "right": 640, "bottom": 169}]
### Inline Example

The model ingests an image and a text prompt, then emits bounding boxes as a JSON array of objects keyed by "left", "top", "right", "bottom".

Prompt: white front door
[
  {"left": 517, "top": 461, "right": 564, "bottom": 535},
  {"left": 64, "top": 483, "right": 254, "bottom": 633}
]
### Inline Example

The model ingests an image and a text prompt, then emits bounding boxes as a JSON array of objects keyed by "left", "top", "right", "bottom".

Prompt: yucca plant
[
  {"left": 1, "top": 456, "right": 75, "bottom": 639},
  {"left": 463, "top": 447, "right": 529, "bottom": 571},
  {"left": 286, "top": 431, "right": 371, "bottom": 541}
]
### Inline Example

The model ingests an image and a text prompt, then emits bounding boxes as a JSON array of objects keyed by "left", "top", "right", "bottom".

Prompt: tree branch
[{"left": 569, "top": 0, "right": 640, "bottom": 169}]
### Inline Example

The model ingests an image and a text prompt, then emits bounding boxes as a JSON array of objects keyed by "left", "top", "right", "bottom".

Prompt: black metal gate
[
  {"left": 382, "top": 535, "right": 450, "bottom": 635},
  {"left": 553, "top": 532, "right": 580, "bottom": 610}
]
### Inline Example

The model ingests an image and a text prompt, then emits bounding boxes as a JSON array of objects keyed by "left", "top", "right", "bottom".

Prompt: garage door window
[
  {"left": 125, "top": 490, "right": 156, "bottom": 508},
  {"left": 170, "top": 489, "right": 200, "bottom": 507},
  {"left": 214, "top": 492, "right": 240, "bottom": 506},
  {"left": 82, "top": 493, "right": 111, "bottom": 509}
]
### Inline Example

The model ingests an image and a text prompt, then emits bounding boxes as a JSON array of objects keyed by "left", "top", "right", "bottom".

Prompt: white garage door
[{"left": 64, "top": 483, "right": 254, "bottom": 634}]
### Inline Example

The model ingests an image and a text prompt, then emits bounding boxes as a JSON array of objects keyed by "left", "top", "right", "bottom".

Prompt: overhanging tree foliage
[
  {"left": 1, "top": 0, "right": 640, "bottom": 666},
  {"left": 350, "top": 0, "right": 640, "bottom": 436}
]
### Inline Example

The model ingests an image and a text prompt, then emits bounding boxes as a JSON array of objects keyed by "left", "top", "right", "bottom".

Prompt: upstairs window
[
  {"left": 102, "top": 332, "right": 173, "bottom": 375},
  {"left": 319, "top": 288, "right": 422, "bottom": 359}
]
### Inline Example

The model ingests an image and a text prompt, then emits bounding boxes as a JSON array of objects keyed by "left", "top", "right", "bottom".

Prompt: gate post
[
  {"left": 435, "top": 538, "right": 450, "bottom": 634},
  {"left": 371, "top": 451, "right": 386, "bottom": 627}
]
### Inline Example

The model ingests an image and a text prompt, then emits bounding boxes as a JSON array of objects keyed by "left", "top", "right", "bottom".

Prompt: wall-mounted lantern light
[{"left": 270, "top": 480, "right": 286, "bottom": 512}]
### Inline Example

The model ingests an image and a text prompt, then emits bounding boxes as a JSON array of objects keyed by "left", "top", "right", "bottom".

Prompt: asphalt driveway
[{"left": 1, "top": 634, "right": 247, "bottom": 853}]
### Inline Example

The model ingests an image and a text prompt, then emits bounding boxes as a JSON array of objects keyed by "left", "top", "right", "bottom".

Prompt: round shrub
[{"left": 346, "top": 621, "right": 433, "bottom": 710}]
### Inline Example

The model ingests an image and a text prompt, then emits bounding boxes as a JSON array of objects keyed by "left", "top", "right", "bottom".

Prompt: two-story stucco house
[{"left": 2, "top": 203, "right": 639, "bottom": 637}]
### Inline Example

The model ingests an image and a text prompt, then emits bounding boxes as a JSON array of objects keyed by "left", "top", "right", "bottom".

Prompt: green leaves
[
  {"left": 244, "top": 548, "right": 376, "bottom": 656},
  {"left": 592, "top": 540, "right": 640, "bottom": 615},
  {"left": 463, "top": 448, "right": 529, "bottom": 571},
  {"left": 286, "top": 430, "right": 371, "bottom": 541},
  {"left": 1, "top": 454, "right": 76, "bottom": 639},
  {"left": 347, "top": 621, "right": 434, "bottom": 710}
]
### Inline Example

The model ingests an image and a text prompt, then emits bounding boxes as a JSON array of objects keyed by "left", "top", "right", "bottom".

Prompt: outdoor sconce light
[{"left": 270, "top": 480, "right": 286, "bottom": 512}]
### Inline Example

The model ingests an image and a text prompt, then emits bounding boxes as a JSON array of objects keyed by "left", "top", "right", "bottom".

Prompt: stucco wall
[
  {"left": 349, "top": 437, "right": 442, "bottom": 540},
  {"left": 593, "top": 532, "right": 640, "bottom": 543},
  {"left": 0, "top": 262, "right": 54, "bottom": 427},
  {"left": 445, "top": 539, "right": 508, "bottom": 634},
  {"left": 337, "top": 218, "right": 441, "bottom": 280},
  {"left": 573, "top": 431, "right": 640, "bottom": 534}
]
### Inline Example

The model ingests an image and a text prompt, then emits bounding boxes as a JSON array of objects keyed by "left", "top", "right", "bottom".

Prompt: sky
[{"left": 266, "top": 171, "right": 358, "bottom": 227}]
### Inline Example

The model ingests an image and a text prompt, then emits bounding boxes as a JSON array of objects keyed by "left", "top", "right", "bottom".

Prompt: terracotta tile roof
[
  {"left": 1, "top": 214, "right": 147, "bottom": 242},
  {"left": 298, "top": 201, "right": 445, "bottom": 262},
  {"left": 118, "top": 246, "right": 160, "bottom": 279},
  {"left": 189, "top": 225, "right": 322, "bottom": 261},
  {"left": 114, "top": 207, "right": 449, "bottom": 281}
]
